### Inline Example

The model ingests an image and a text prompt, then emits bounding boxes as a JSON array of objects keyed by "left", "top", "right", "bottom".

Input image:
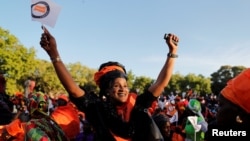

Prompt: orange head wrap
[
  {"left": 94, "top": 65, "right": 125, "bottom": 86},
  {"left": 221, "top": 68, "right": 250, "bottom": 113}
]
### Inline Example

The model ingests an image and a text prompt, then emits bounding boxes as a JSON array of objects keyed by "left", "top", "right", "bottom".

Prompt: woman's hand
[
  {"left": 164, "top": 33, "right": 179, "bottom": 53},
  {"left": 40, "top": 26, "right": 59, "bottom": 58}
]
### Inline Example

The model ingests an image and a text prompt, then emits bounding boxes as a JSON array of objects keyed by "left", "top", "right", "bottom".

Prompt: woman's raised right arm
[{"left": 40, "top": 27, "right": 84, "bottom": 98}]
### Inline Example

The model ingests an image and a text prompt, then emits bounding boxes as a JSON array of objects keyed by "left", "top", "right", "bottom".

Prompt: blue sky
[{"left": 1, "top": 0, "right": 250, "bottom": 79}]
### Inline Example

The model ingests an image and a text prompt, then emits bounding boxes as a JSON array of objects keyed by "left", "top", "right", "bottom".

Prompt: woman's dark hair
[
  {"left": 97, "top": 61, "right": 128, "bottom": 99},
  {"left": 152, "top": 113, "right": 170, "bottom": 133},
  {"left": 98, "top": 61, "right": 127, "bottom": 74},
  {"left": 99, "top": 70, "right": 128, "bottom": 99}
]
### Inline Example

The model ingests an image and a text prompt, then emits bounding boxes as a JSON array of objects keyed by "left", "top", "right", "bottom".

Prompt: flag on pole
[
  {"left": 187, "top": 116, "right": 201, "bottom": 132},
  {"left": 31, "top": 0, "right": 61, "bottom": 28},
  {"left": 187, "top": 116, "right": 201, "bottom": 141}
]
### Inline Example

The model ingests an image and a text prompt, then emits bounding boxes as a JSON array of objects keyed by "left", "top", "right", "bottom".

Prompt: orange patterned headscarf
[
  {"left": 94, "top": 66, "right": 125, "bottom": 86},
  {"left": 221, "top": 68, "right": 250, "bottom": 113}
]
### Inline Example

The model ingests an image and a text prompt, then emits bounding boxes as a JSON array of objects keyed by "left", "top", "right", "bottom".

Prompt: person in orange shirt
[
  {"left": 50, "top": 94, "right": 80, "bottom": 141},
  {"left": 40, "top": 26, "right": 179, "bottom": 141},
  {"left": 0, "top": 92, "right": 68, "bottom": 141}
]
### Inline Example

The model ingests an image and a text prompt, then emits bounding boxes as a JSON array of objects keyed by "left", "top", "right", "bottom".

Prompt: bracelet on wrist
[
  {"left": 167, "top": 53, "right": 178, "bottom": 58},
  {"left": 51, "top": 57, "right": 61, "bottom": 63}
]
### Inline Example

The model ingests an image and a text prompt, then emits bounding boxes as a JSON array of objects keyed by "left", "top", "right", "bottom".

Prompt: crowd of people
[
  {"left": 0, "top": 77, "right": 96, "bottom": 141},
  {"left": 0, "top": 27, "right": 250, "bottom": 141}
]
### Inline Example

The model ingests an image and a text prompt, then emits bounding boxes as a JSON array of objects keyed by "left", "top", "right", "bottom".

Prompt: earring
[
  {"left": 236, "top": 115, "right": 243, "bottom": 123},
  {"left": 102, "top": 95, "right": 107, "bottom": 100}
]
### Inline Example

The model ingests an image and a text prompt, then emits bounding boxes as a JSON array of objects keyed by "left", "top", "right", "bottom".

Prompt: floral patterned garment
[{"left": 25, "top": 117, "right": 68, "bottom": 141}]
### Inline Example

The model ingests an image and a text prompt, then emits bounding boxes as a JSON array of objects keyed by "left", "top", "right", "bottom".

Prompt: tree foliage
[
  {"left": 126, "top": 70, "right": 136, "bottom": 90},
  {"left": 165, "top": 73, "right": 211, "bottom": 97},
  {"left": 68, "top": 62, "right": 97, "bottom": 93},
  {"left": 33, "top": 60, "right": 65, "bottom": 93},
  {"left": 0, "top": 27, "right": 37, "bottom": 94},
  {"left": 1, "top": 27, "right": 248, "bottom": 98},
  {"left": 131, "top": 76, "right": 154, "bottom": 94},
  {"left": 210, "top": 65, "right": 246, "bottom": 95}
]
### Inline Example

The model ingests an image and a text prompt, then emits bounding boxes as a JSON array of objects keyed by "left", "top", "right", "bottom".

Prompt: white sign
[{"left": 31, "top": 0, "right": 61, "bottom": 28}]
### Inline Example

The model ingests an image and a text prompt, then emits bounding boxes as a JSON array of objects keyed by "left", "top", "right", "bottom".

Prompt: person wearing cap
[
  {"left": 39, "top": 27, "right": 179, "bottom": 141},
  {"left": 183, "top": 99, "right": 208, "bottom": 141},
  {"left": 205, "top": 68, "right": 250, "bottom": 140}
]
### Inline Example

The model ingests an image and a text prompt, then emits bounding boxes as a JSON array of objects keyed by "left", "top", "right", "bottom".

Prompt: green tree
[
  {"left": 210, "top": 65, "right": 246, "bottom": 95},
  {"left": 67, "top": 62, "right": 98, "bottom": 92},
  {"left": 184, "top": 74, "right": 211, "bottom": 96},
  {"left": 165, "top": 73, "right": 184, "bottom": 95},
  {"left": 165, "top": 73, "right": 211, "bottom": 97},
  {"left": 132, "top": 76, "right": 154, "bottom": 94},
  {"left": 5, "top": 26, "right": 248, "bottom": 99},
  {"left": 0, "top": 27, "right": 38, "bottom": 95},
  {"left": 33, "top": 60, "right": 65, "bottom": 93},
  {"left": 127, "top": 70, "right": 136, "bottom": 91}
]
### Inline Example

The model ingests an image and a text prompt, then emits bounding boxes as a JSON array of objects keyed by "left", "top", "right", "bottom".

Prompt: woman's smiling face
[{"left": 108, "top": 77, "right": 129, "bottom": 103}]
